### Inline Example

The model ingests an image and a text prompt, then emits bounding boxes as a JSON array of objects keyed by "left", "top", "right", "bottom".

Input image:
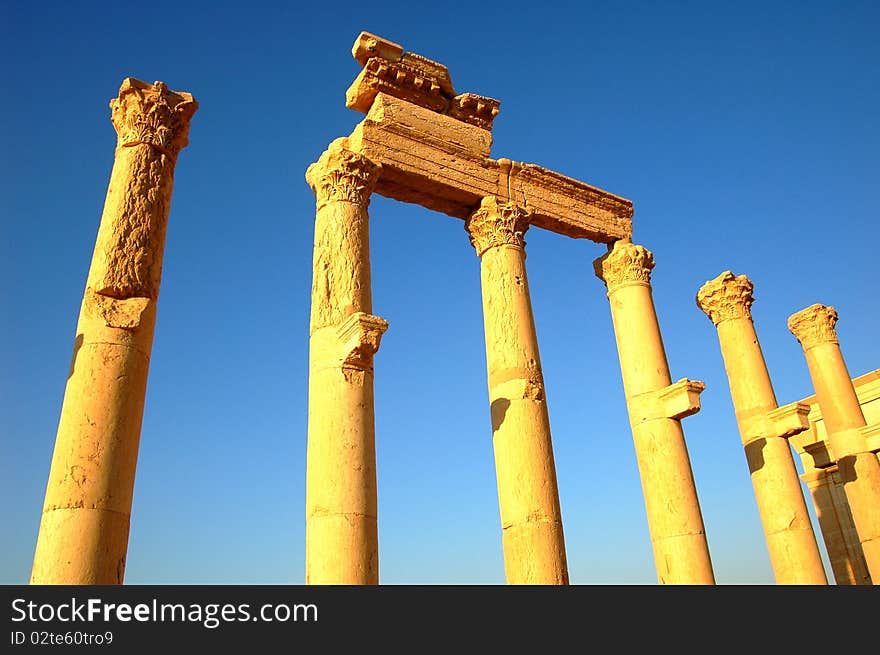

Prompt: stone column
[
  {"left": 465, "top": 196, "right": 568, "bottom": 585},
  {"left": 789, "top": 304, "right": 880, "bottom": 582},
  {"left": 30, "top": 79, "right": 197, "bottom": 584},
  {"left": 696, "top": 272, "right": 827, "bottom": 584},
  {"left": 801, "top": 468, "right": 872, "bottom": 585},
  {"left": 304, "top": 138, "right": 387, "bottom": 585},
  {"left": 595, "top": 240, "right": 714, "bottom": 584}
]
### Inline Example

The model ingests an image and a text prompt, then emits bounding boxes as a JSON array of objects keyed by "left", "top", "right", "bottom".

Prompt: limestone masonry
[
  {"left": 29, "top": 32, "right": 878, "bottom": 586},
  {"left": 31, "top": 79, "right": 197, "bottom": 584}
]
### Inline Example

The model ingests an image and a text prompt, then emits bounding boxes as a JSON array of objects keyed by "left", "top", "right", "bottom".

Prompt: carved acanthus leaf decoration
[
  {"left": 306, "top": 139, "right": 381, "bottom": 208},
  {"left": 788, "top": 304, "right": 839, "bottom": 349},
  {"left": 110, "top": 78, "right": 198, "bottom": 158},
  {"left": 696, "top": 271, "right": 755, "bottom": 326},
  {"left": 594, "top": 240, "right": 655, "bottom": 290},
  {"left": 465, "top": 196, "right": 530, "bottom": 257}
]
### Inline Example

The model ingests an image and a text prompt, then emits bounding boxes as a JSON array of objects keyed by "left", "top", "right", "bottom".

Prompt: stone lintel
[
  {"left": 628, "top": 378, "right": 705, "bottom": 424},
  {"left": 740, "top": 401, "right": 811, "bottom": 445},
  {"left": 347, "top": 93, "right": 633, "bottom": 243},
  {"left": 803, "top": 440, "right": 835, "bottom": 469}
]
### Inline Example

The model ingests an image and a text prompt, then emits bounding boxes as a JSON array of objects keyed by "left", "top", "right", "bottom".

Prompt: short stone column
[
  {"left": 789, "top": 304, "right": 880, "bottom": 582},
  {"left": 465, "top": 196, "right": 568, "bottom": 585},
  {"left": 30, "top": 79, "right": 198, "bottom": 584},
  {"left": 696, "top": 272, "right": 827, "bottom": 584},
  {"left": 304, "top": 138, "right": 387, "bottom": 585},
  {"left": 595, "top": 240, "right": 714, "bottom": 584}
]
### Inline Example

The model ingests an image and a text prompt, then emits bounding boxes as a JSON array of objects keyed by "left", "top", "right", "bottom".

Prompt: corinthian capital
[
  {"left": 305, "top": 139, "right": 381, "bottom": 208},
  {"left": 696, "top": 271, "right": 755, "bottom": 326},
  {"left": 110, "top": 78, "right": 198, "bottom": 158},
  {"left": 465, "top": 196, "right": 529, "bottom": 257},
  {"left": 788, "top": 304, "right": 839, "bottom": 349},
  {"left": 594, "top": 239, "right": 654, "bottom": 290}
]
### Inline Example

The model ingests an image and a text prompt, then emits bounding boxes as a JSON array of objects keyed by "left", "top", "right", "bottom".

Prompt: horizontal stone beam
[{"left": 347, "top": 93, "right": 633, "bottom": 243}]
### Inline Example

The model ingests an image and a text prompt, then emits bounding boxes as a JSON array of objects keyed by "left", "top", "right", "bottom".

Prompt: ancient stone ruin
[{"left": 29, "top": 33, "right": 880, "bottom": 586}]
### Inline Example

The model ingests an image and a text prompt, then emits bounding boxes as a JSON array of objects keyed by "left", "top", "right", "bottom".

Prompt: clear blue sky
[{"left": 2, "top": 1, "right": 877, "bottom": 584}]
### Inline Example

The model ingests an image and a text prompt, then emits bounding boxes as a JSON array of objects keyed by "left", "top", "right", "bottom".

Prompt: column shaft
[
  {"left": 789, "top": 305, "right": 880, "bottom": 582},
  {"left": 802, "top": 468, "right": 872, "bottom": 584},
  {"left": 697, "top": 272, "right": 826, "bottom": 583},
  {"left": 467, "top": 197, "right": 568, "bottom": 585},
  {"left": 597, "top": 241, "right": 714, "bottom": 584},
  {"left": 305, "top": 140, "right": 386, "bottom": 584},
  {"left": 31, "top": 79, "right": 197, "bottom": 584}
]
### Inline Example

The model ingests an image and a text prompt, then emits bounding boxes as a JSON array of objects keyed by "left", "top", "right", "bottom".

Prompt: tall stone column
[
  {"left": 30, "top": 79, "right": 197, "bottom": 584},
  {"left": 801, "top": 468, "right": 872, "bottom": 585},
  {"left": 696, "top": 272, "right": 827, "bottom": 584},
  {"left": 595, "top": 240, "right": 714, "bottom": 584},
  {"left": 789, "top": 304, "right": 880, "bottom": 582},
  {"left": 465, "top": 196, "right": 568, "bottom": 585},
  {"left": 304, "top": 138, "right": 387, "bottom": 585}
]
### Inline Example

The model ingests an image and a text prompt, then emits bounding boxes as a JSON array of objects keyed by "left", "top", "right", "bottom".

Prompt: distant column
[
  {"left": 466, "top": 196, "right": 569, "bottom": 585},
  {"left": 696, "top": 272, "right": 827, "bottom": 584},
  {"left": 304, "top": 138, "right": 387, "bottom": 584},
  {"left": 789, "top": 304, "right": 880, "bottom": 582},
  {"left": 30, "top": 79, "right": 198, "bottom": 584},
  {"left": 800, "top": 468, "right": 872, "bottom": 584},
  {"left": 595, "top": 240, "right": 714, "bottom": 584}
]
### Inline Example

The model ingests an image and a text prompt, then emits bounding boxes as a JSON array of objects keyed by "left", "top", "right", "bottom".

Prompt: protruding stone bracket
[
  {"left": 739, "top": 401, "right": 811, "bottom": 446},
  {"left": 86, "top": 291, "right": 153, "bottom": 330},
  {"left": 489, "top": 376, "right": 546, "bottom": 403},
  {"left": 628, "top": 378, "right": 706, "bottom": 425},
  {"left": 336, "top": 311, "right": 389, "bottom": 370},
  {"left": 803, "top": 441, "right": 834, "bottom": 470}
]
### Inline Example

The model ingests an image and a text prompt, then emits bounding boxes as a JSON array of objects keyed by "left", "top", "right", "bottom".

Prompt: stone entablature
[
  {"left": 791, "top": 369, "right": 880, "bottom": 469},
  {"left": 346, "top": 32, "right": 500, "bottom": 130}
]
